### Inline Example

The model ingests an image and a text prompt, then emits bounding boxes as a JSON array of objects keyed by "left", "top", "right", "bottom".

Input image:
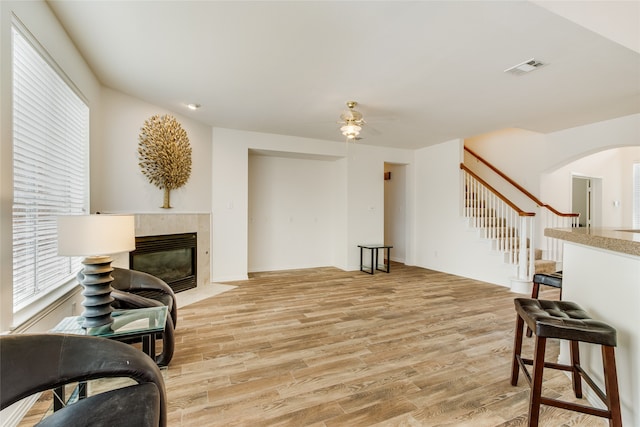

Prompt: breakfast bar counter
[
  {"left": 545, "top": 226, "right": 640, "bottom": 256},
  {"left": 545, "top": 227, "right": 640, "bottom": 426}
]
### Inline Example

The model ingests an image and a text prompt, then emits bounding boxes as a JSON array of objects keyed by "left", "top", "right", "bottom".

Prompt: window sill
[{"left": 11, "top": 281, "right": 81, "bottom": 333}]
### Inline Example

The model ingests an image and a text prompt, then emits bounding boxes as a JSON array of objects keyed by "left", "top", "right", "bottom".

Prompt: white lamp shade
[{"left": 57, "top": 215, "right": 136, "bottom": 256}]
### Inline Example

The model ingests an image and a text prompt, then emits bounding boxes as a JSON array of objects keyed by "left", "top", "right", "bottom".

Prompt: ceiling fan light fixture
[
  {"left": 341, "top": 124, "right": 362, "bottom": 139},
  {"left": 338, "top": 100, "right": 365, "bottom": 140}
]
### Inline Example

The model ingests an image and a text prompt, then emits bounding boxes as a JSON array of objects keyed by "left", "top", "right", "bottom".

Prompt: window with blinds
[
  {"left": 12, "top": 23, "right": 89, "bottom": 311},
  {"left": 634, "top": 163, "right": 640, "bottom": 229}
]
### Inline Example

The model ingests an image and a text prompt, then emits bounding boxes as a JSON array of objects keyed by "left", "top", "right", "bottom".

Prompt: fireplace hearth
[{"left": 130, "top": 233, "right": 197, "bottom": 293}]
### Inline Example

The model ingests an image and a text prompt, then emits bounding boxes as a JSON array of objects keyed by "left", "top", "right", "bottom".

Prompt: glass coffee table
[{"left": 49, "top": 306, "right": 168, "bottom": 411}]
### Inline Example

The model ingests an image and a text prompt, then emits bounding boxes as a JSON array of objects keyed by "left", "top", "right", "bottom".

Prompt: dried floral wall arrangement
[{"left": 138, "top": 114, "right": 192, "bottom": 208}]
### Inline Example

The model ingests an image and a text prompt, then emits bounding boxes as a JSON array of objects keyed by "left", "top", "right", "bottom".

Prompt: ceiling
[{"left": 47, "top": 1, "right": 640, "bottom": 150}]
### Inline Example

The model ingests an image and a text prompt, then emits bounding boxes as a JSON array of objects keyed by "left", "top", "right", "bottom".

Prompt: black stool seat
[
  {"left": 511, "top": 298, "right": 622, "bottom": 427},
  {"left": 532, "top": 272, "right": 563, "bottom": 289},
  {"left": 527, "top": 271, "right": 563, "bottom": 337},
  {"left": 515, "top": 298, "right": 616, "bottom": 346}
]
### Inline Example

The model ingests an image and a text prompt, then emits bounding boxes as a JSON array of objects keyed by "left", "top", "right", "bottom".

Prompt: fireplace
[{"left": 129, "top": 233, "right": 197, "bottom": 293}]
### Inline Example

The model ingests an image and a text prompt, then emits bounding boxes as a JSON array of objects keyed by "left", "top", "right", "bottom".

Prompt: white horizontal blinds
[
  {"left": 12, "top": 25, "right": 89, "bottom": 311},
  {"left": 634, "top": 163, "right": 640, "bottom": 229}
]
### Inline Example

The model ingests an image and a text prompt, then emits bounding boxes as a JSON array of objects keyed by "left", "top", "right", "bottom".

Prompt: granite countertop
[{"left": 545, "top": 227, "right": 640, "bottom": 257}]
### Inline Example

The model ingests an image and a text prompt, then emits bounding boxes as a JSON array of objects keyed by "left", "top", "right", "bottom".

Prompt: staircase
[
  {"left": 461, "top": 147, "right": 579, "bottom": 287},
  {"left": 462, "top": 174, "right": 535, "bottom": 283},
  {"left": 471, "top": 208, "right": 555, "bottom": 274},
  {"left": 533, "top": 250, "right": 556, "bottom": 274}
]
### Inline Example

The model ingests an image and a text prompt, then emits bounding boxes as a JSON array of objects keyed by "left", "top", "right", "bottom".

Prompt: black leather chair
[
  {"left": 0, "top": 334, "right": 167, "bottom": 427},
  {"left": 109, "top": 267, "right": 178, "bottom": 366}
]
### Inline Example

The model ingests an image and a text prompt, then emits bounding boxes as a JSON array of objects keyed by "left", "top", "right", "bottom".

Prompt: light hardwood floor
[{"left": 22, "top": 264, "right": 608, "bottom": 426}]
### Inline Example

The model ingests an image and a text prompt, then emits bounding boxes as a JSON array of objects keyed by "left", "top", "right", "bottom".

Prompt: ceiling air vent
[{"left": 504, "top": 58, "right": 545, "bottom": 76}]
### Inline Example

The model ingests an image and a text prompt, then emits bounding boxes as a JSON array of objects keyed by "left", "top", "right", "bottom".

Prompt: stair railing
[
  {"left": 461, "top": 164, "right": 535, "bottom": 281},
  {"left": 464, "top": 147, "right": 579, "bottom": 263}
]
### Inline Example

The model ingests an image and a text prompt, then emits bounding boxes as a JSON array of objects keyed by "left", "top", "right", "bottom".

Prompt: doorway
[
  {"left": 384, "top": 163, "right": 407, "bottom": 263},
  {"left": 572, "top": 175, "right": 602, "bottom": 228}
]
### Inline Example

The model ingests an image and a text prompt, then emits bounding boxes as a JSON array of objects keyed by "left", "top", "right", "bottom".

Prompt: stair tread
[{"left": 534, "top": 259, "right": 557, "bottom": 274}]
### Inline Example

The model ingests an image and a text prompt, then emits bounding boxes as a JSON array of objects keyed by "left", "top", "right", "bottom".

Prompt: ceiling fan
[{"left": 338, "top": 101, "right": 366, "bottom": 141}]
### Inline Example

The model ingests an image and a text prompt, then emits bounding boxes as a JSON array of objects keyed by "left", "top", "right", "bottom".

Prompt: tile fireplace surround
[{"left": 134, "top": 213, "right": 211, "bottom": 288}]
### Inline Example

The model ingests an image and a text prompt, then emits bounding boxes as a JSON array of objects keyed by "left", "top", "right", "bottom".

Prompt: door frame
[{"left": 571, "top": 174, "right": 602, "bottom": 228}]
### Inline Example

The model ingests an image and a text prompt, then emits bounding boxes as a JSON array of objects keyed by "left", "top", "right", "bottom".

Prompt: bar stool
[
  {"left": 527, "top": 271, "right": 563, "bottom": 337},
  {"left": 531, "top": 271, "right": 563, "bottom": 299},
  {"left": 511, "top": 298, "right": 622, "bottom": 427}
]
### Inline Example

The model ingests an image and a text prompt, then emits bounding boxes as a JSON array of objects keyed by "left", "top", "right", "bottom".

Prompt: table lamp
[{"left": 57, "top": 215, "right": 135, "bottom": 328}]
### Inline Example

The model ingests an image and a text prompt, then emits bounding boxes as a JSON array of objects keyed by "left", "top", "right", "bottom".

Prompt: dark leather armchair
[
  {"left": 0, "top": 334, "right": 167, "bottom": 427},
  {"left": 109, "top": 267, "right": 178, "bottom": 366}
]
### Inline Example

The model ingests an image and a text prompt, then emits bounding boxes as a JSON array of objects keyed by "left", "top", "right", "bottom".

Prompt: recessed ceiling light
[
  {"left": 186, "top": 103, "right": 201, "bottom": 110},
  {"left": 504, "top": 58, "right": 545, "bottom": 76}
]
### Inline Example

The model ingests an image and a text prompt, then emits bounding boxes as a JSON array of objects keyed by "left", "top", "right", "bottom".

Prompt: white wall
[
  {"left": 560, "top": 243, "right": 640, "bottom": 426},
  {"left": 211, "top": 129, "right": 249, "bottom": 281},
  {"left": 465, "top": 115, "right": 640, "bottom": 197},
  {"left": 466, "top": 128, "right": 548, "bottom": 196},
  {"left": 384, "top": 163, "right": 407, "bottom": 263},
  {"left": 95, "top": 88, "right": 212, "bottom": 214},
  {"left": 545, "top": 114, "right": 640, "bottom": 167},
  {"left": 541, "top": 146, "right": 640, "bottom": 228},
  {"left": 248, "top": 152, "right": 340, "bottom": 271},
  {"left": 211, "top": 128, "right": 351, "bottom": 281},
  {"left": 463, "top": 147, "right": 539, "bottom": 216},
  {"left": 414, "top": 139, "right": 516, "bottom": 287},
  {"left": 346, "top": 143, "right": 384, "bottom": 268},
  {"left": 415, "top": 140, "right": 461, "bottom": 270},
  {"left": 344, "top": 144, "right": 415, "bottom": 270}
]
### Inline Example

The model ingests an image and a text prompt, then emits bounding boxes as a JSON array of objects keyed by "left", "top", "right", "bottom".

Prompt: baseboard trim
[
  {"left": 210, "top": 274, "right": 249, "bottom": 282},
  {"left": 510, "top": 278, "right": 532, "bottom": 295}
]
